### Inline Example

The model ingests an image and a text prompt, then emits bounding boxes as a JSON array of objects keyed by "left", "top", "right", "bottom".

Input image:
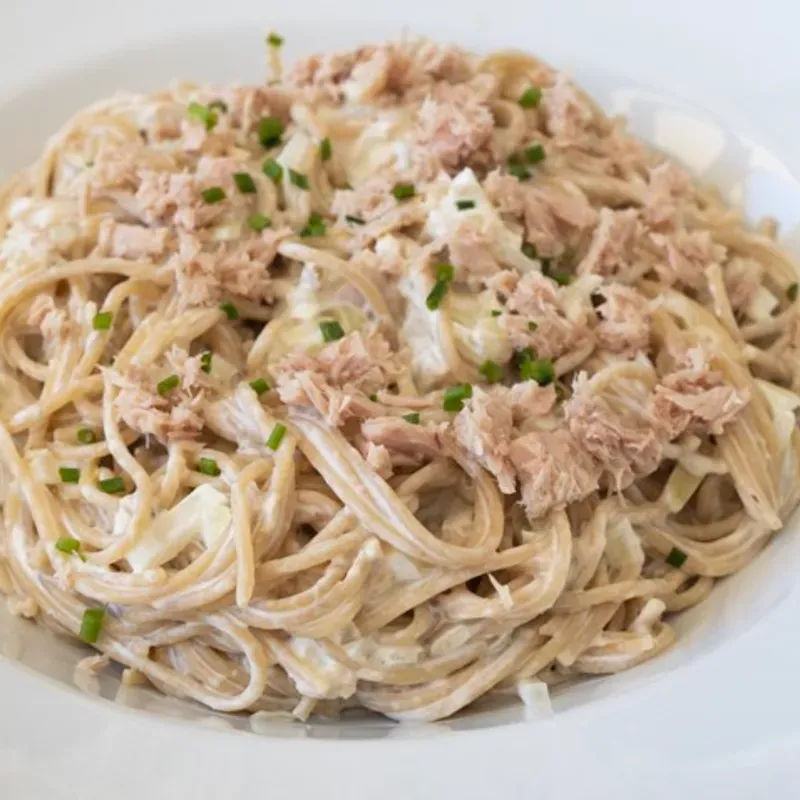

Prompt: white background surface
[{"left": 2, "top": 0, "right": 800, "bottom": 797}]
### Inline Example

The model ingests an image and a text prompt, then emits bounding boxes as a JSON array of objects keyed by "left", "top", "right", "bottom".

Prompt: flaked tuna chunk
[
  {"left": 96, "top": 220, "right": 169, "bottom": 260},
  {"left": 651, "top": 349, "right": 749, "bottom": 438},
  {"left": 27, "top": 296, "right": 73, "bottom": 360},
  {"left": 277, "top": 370, "right": 368, "bottom": 426},
  {"left": 542, "top": 73, "right": 593, "bottom": 147},
  {"left": 578, "top": 208, "right": 641, "bottom": 278},
  {"left": 108, "top": 346, "right": 208, "bottom": 443},
  {"left": 170, "top": 229, "right": 287, "bottom": 309},
  {"left": 140, "top": 102, "right": 185, "bottom": 142},
  {"left": 594, "top": 284, "right": 651, "bottom": 356},
  {"left": 136, "top": 171, "right": 220, "bottom": 230},
  {"left": 361, "top": 416, "right": 445, "bottom": 458},
  {"left": 497, "top": 381, "right": 558, "bottom": 422},
  {"left": 724, "top": 257, "right": 763, "bottom": 310},
  {"left": 332, "top": 175, "right": 400, "bottom": 223},
  {"left": 222, "top": 85, "right": 293, "bottom": 133},
  {"left": 452, "top": 387, "right": 515, "bottom": 493},
  {"left": 509, "top": 428, "right": 601, "bottom": 518},
  {"left": 448, "top": 217, "right": 502, "bottom": 283},
  {"left": 643, "top": 162, "right": 691, "bottom": 230},
  {"left": 651, "top": 230, "right": 727, "bottom": 291},
  {"left": 566, "top": 374, "right": 663, "bottom": 490},
  {"left": 91, "top": 145, "right": 145, "bottom": 194},
  {"left": 364, "top": 442, "right": 394, "bottom": 480}
]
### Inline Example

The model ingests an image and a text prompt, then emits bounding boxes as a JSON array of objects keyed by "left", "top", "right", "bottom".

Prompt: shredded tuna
[
  {"left": 140, "top": 102, "right": 184, "bottom": 142},
  {"left": 332, "top": 175, "right": 400, "bottom": 223},
  {"left": 448, "top": 217, "right": 501, "bottom": 283},
  {"left": 96, "top": 220, "right": 169, "bottom": 260},
  {"left": 223, "top": 85, "right": 293, "bottom": 133},
  {"left": 543, "top": 73, "right": 594, "bottom": 147},
  {"left": 501, "top": 381, "right": 558, "bottom": 422},
  {"left": 594, "top": 284, "right": 651, "bottom": 356},
  {"left": 90, "top": 144, "right": 146, "bottom": 194},
  {"left": 361, "top": 416, "right": 445, "bottom": 458},
  {"left": 136, "top": 171, "right": 219, "bottom": 230},
  {"left": 452, "top": 387, "right": 515, "bottom": 493},
  {"left": 509, "top": 428, "right": 601, "bottom": 518},
  {"left": 651, "top": 349, "right": 749, "bottom": 438},
  {"left": 109, "top": 347, "right": 208, "bottom": 443},
  {"left": 578, "top": 208, "right": 641, "bottom": 278},
  {"left": 364, "top": 442, "right": 394, "bottom": 480},
  {"left": 651, "top": 230, "right": 727, "bottom": 291},
  {"left": 724, "top": 257, "right": 763, "bottom": 310},
  {"left": 643, "top": 162, "right": 692, "bottom": 230},
  {"left": 566, "top": 374, "right": 663, "bottom": 489}
]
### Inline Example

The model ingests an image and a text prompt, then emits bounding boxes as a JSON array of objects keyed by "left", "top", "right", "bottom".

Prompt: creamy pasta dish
[{"left": 0, "top": 36, "right": 798, "bottom": 723}]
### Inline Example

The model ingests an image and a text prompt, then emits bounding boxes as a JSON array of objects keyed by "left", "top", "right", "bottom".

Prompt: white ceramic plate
[{"left": 2, "top": 1, "right": 800, "bottom": 797}]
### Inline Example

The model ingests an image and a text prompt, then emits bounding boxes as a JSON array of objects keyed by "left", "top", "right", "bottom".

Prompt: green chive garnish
[
  {"left": 55, "top": 537, "right": 81, "bottom": 555},
  {"left": 479, "top": 360, "right": 503, "bottom": 384},
  {"left": 403, "top": 413, "right": 421, "bottom": 424},
  {"left": 300, "top": 212, "right": 326, "bottom": 237},
  {"left": 521, "top": 242, "right": 537, "bottom": 259},
  {"left": 249, "top": 378, "right": 270, "bottom": 395},
  {"left": 456, "top": 200, "right": 476, "bottom": 210},
  {"left": 98, "top": 476, "right": 125, "bottom": 494},
  {"left": 258, "top": 116, "right": 284, "bottom": 148},
  {"left": 263, "top": 159, "right": 283, "bottom": 183},
  {"left": 320, "top": 137, "right": 332, "bottom": 161},
  {"left": 220, "top": 301, "right": 239, "bottom": 320},
  {"left": 426, "top": 280, "right": 449, "bottom": 311},
  {"left": 665, "top": 547, "right": 688, "bottom": 569},
  {"left": 202, "top": 187, "right": 226, "bottom": 204},
  {"left": 319, "top": 320, "right": 345, "bottom": 342},
  {"left": 197, "top": 457, "right": 221, "bottom": 477},
  {"left": 267, "top": 32, "right": 284, "bottom": 47},
  {"left": 520, "top": 356, "right": 554, "bottom": 385},
  {"left": 188, "top": 102, "right": 218, "bottom": 132},
  {"left": 59, "top": 467, "right": 80, "bottom": 484},
  {"left": 200, "top": 351, "right": 212, "bottom": 374},
  {"left": 76, "top": 428, "right": 97, "bottom": 445},
  {"left": 436, "top": 262, "right": 455, "bottom": 282},
  {"left": 369, "top": 393, "right": 378, "bottom": 402},
  {"left": 491, "top": 309, "right": 502, "bottom": 318},
  {"left": 208, "top": 99, "right": 228, "bottom": 113},
  {"left": 541, "top": 258, "right": 553, "bottom": 275},
  {"left": 507, "top": 160, "right": 531, "bottom": 181},
  {"left": 788, "top": 282, "right": 799, "bottom": 302},
  {"left": 80, "top": 608, "right": 105, "bottom": 644},
  {"left": 391, "top": 182, "right": 415, "bottom": 200},
  {"left": 157, "top": 375, "right": 179, "bottom": 396},
  {"left": 248, "top": 213, "right": 271, "bottom": 232},
  {"left": 550, "top": 270, "right": 572, "bottom": 286},
  {"left": 288, "top": 169, "right": 310, "bottom": 190},
  {"left": 267, "top": 422, "right": 287, "bottom": 451},
  {"left": 233, "top": 172, "right": 257, "bottom": 194},
  {"left": 92, "top": 312, "right": 113, "bottom": 331},
  {"left": 519, "top": 86, "right": 543, "bottom": 109},
  {"left": 345, "top": 214, "right": 365, "bottom": 226},
  {"left": 443, "top": 383, "right": 473, "bottom": 412},
  {"left": 524, "top": 144, "right": 546, "bottom": 164},
  {"left": 528, "top": 321, "right": 539, "bottom": 332}
]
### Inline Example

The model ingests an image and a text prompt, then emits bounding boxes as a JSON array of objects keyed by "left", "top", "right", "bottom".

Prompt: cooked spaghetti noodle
[{"left": 0, "top": 37, "right": 798, "bottom": 722}]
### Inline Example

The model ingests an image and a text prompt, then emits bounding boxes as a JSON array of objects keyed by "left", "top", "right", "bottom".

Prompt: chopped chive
[
  {"left": 98, "top": 476, "right": 125, "bottom": 494},
  {"left": 188, "top": 102, "right": 218, "bottom": 132},
  {"left": 515, "top": 347, "right": 536, "bottom": 366},
  {"left": 202, "top": 186, "right": 226, "bottom": 204},
  {"left": 300, "top": 212, "right": 326, "bottom": 237},
  {"left": 345, "top": 214, "right": 365, "bottom": 226},
  {"left": 521, "top": 242, "right": 537, "bottom": 259},
  {"left": 403, "top": 412, "right": 421, "bottom": 424},
  {"left": 507, "top": 160, "right": 532, "bottom": 181},
  {"left": 490, "top": 309, "right": 502, "bottom": 318},
  {"left": 524, "top": 144, "right": 546, "bottom": 164},
  {"left": 233, "top": 172, "right": 257, "bottom": 194},
  {"left": 369, "top": 393, "right": 378, "bottom": 402},
  {"left": 92, "top": 311, "right": 113, "bottom": 331},
  {"left": 528, "top": 320, "right": 539, "bottom": 332},
  {"left": 549, "top": 269, "right": 572, "bottom": 286},
  {"left": 157, "top": 375, "right": 179, "bottom": 396},
  {"left": 267, "top": 32, "right": 284, "bottom": 47},
  {"left": 288, "top": 169, "right": 310, "bottom": 190},
  {"left": 319, "top": 320, "right": 345, "bottom": 342},
  {"left": 456, "top": 199, "right": 476, "bottom": 211},
  {"left": 258, "top": 116, "right": 284, "bottom": 148},
  {"left": 248, "top": 213, "right": 271, "bottom": 232},
  {"left": 208, "top": 99, "right": 229, "bottom": 113},
  {"left": 520, "top": 357, "right": 554, "bottom": 385},
  {"left": 249, "top": 378, "right": 270, "bottom": 395},
  {"left": 519, "top": 86, "right": 543, "bottom": 109},
  {"left": 80, "top": 608, "right": 105, "bottom": 644},
  {"left": 263, "top": 158, "right": 283, "bottom": 183},
  {"left": 267, "top": 422, "right": 287, "bottom": 451},
  {"left": 200, "top": 351, "right": 212, "bottom": 374},
  {"left": 426, "top": 279, "right": 450, "bottom": 311},
  {"left": 197, "top": 457, "right": 221, "bottom": 477},
  {"left": 320, "top": 137, "right": 332, "bottom": 161},
  {"left": 479, "top": 360, "right": 503, "bottom": 384},
  {"left": 540, "top": 258, "right": 553, "bottom": 275},
  {"left": 443, "top": 383, "right": 473, "bottom": 413},
  {"left": 55, "top": 537, "right": 81, "bottom": 555},
  {"left": 788, "top": 282, "right": 799, "bottom": 302},
  {"left": 436, "top": 262, "right": 455, "bottom": 282},
  {"left": 391, "top": 182, "right": 416, "bottom": 200},
  {"left": 665, "top": 547, "right": 688, "bottom": 569},
  {"left": 76, "top": 428, "right": 97, "bottom": 445},
  {"left": 59, "top": 467, "right": 80, "bottom": 484},
  {"left": 219, "top": 301, "right": 239, "bottom": 320}
]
